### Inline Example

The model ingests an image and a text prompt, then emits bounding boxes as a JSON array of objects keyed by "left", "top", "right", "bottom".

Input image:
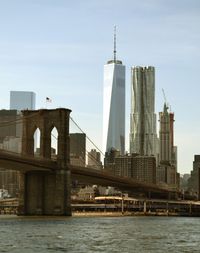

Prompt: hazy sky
[{"left": 0, "top": 0, "right": 200, "bottom": 174}]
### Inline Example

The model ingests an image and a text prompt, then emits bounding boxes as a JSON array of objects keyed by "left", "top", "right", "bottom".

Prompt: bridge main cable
[{"left": 69, "top": 116, "right": 105, "bottom": 157}]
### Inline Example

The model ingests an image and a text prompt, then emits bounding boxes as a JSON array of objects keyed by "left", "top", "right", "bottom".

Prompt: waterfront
[{"left": 0, "top": 216, "right": 199, "bottom": 253}]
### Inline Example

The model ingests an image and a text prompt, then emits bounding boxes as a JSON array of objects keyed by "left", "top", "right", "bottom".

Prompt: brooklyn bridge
[{"left": 0, "top": 108, "right": 178, "bottom": 216}]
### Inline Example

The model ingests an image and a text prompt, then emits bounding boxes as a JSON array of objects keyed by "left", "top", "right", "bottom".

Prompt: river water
[{"left": 0, "top": 215, "right": 199, "bottom": 253}]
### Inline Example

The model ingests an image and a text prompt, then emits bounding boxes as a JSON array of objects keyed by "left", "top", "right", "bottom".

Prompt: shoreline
[
  {"left": 72, "top": 211, "right": 195, "bottom": 217},
  {"left": 0, "top": 211, "right": 199, "bottom": 218}
]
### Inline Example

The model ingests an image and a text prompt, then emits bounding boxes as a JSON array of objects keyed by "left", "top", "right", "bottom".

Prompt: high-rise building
[
  {"left": 159, "top": 103, "right": 172, "bottom": 162},
  {"left": 157, "top": 103, "right": 178, "bottom": 189},
  {"left": 103, "top": 27, "right": 125, "bottom": 155},
  {"left": 106, "top": 152, "right": 156, "bottom": 184},
  {"left": 130, "top": 66, "right": 157, "bottom": 156},
  {"left": 70, "top": 133, "right": 86, "bottom": 166},
  {"left": 132, "top": 155, "right": 156, "bottom": 184},
  {"left": 10, "top": 91, "right": 36, "bottom": 110},
  {"left": 87, "top": 149, "right": 102, "bottom": 170}
]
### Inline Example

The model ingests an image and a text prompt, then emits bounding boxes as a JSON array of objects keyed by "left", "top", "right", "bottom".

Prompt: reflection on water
[{"left": 0, "top": 215, "right": 199, "bottom": 253}]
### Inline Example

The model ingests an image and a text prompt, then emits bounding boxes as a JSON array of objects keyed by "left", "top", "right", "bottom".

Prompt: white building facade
[
  {"left": 130, "top": 66, "right": 157, "bottom": 156},
  {"left": 103, "top": 60, "right": 125, "bottom": 155}
]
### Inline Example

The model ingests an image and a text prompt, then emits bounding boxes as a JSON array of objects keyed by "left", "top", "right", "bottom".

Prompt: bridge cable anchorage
[
  {"left": 51, "top": 133, "right": 101, "bottom": 164},
  {"left": 69, "top": 116, "right": 105, "bottom": 157}
]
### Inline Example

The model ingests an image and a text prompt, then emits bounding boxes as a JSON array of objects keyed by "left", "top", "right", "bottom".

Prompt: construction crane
[{"left": 162, "top": 88, "right": 169, "bottom": 111}]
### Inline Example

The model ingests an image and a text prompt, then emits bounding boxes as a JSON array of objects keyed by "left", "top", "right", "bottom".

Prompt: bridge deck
[{"left": 0, "top": 150, "right": 177, "bottom": 195}]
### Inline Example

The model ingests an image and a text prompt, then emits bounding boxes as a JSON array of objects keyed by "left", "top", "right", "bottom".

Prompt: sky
[{"left": 0, "top": 0, "right": 200, "bottom": 174}]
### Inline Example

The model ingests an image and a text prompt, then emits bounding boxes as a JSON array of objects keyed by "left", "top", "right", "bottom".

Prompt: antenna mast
[{"left": 114, "top": 25, "right": 117, "bottom": 62}]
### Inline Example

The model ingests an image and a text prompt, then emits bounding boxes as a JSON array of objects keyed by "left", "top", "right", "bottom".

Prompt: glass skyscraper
[
  {"left": 103, "top": 29, "right": 125, "bottom": 154},
  {"left": 10, "top": 91, "right": 36, "bottom": 110}
]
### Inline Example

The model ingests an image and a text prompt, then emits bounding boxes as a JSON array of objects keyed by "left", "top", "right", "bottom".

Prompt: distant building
[
  {"left": 10, "top": 91, "right": 36, "bottom": 110},
  {"left": 130, "top": 66, "right": 158, "bottom": 157},
  {"left": 0, "top": 189, "right": 10, "bottom": 199},
  {"left": 180, "top": 173, "right": 190, "bottom": 191},
  {"left": 103, "top": 28, "right": 125, "bottom": 155},
  {"left": 157, "top": 103, "right": 177, "bottom": 189},
  {"left": 87, "top": 149, "right": 102, "bottom": 170},
  {"left": 105, "top": 151, "right": 156, "bottom": 184},
  {"left": 114, "top": 155, "right": 133, "bottom": 178},
  {"left": 70, "top": 133, "right": 86, "bottom": 166},
  {"left": 132, "top": 155, "right": 156, "bottom": 184},
  {"left": 0, "top": 110, "right": 21, "bottom": 142},
  {"left": 104, "top": 148, "right": 120, "bottom": 174},
  {"left": 157, "top": 163, "right": 176, "bottom": 188},
  {"left": 188, "top": 155, "right": 200, "bottom": 198},
  {"left": 0, "top": 110, "right": 22, "bottom": 197},
  {"left": 159, "top": 103, "right": 171, "bottom": 162},
  {"left": 76, "top": 186, "right": 96, "bottom": 201}
]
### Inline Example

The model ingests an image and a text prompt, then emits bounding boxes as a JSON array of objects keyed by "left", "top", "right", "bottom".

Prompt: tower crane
[{"left": 162, "top": 88, "right": 169, "bottom": 111}]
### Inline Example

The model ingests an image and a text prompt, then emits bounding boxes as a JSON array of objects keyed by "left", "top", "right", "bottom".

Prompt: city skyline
[{"left": 0, "top": 1, "right": 200, "bottom": 174}]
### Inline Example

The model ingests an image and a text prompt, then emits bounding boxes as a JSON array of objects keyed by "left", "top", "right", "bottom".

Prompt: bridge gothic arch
[
  {"left": 33, "top": 127, "right": 41, "bottom": 155},
  {"left": 22, "top": 108, "right": 71, "bottom": 166},
  {"left": 50, "top": 126, "right": 58, "bottom": 159}
]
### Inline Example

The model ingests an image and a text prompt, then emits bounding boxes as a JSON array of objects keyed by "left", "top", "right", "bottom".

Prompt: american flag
[{"left": 46, "top": 97, "right": 52, "bottom": 102}]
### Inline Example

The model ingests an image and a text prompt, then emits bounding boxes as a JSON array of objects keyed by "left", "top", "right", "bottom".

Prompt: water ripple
[{"left": 0, "top": 216, "right": 200, "bottom": 252}]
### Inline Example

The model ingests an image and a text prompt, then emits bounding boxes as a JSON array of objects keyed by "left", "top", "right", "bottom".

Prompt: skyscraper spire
[
  {"left": 113, "top": 25, "right": 116, "bottom": 62},
  {"left": 107, "top": 26, "right": 122, "bottom": 65}
]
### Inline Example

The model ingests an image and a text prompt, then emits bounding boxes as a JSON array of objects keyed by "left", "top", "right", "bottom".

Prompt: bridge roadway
[{"left": 0, "top": 149, "right": 175, "bottom": 195}]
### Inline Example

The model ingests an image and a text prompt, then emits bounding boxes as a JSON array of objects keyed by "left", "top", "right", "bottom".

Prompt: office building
[
  {"left": 70, "top": 133, "right": 86, "bottom": 166},
  {"left": 103, "top": 28, "right": 125, "bottom": 155},
  {"left": 114, "top": 153, "right": 138, "bottom": 178},
  {"left": 10, "top": 91, "right": 36, "bottom": 110},
  {"left": 107, "top": 152, "right": 156, "bottom": 184},
  {"left": 132, "top": 155, "right": 156, "bottom": 184},
  {"left": 130, "top": 66, "right": 157, "bottom": 156},
  {"left": 104, "top": 148, "right": 120, "bottom": 174},
  {"left": 87, "top": 149, "right": 102, "bottom": 170}
]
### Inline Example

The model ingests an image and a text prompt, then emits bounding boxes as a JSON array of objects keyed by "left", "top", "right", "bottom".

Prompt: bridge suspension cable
[
  {"left": 69, "top": 116, "right": 104, "bottom": 157},
  {"left": 51, "top": 132, "right": 102, "bottom": 165}
]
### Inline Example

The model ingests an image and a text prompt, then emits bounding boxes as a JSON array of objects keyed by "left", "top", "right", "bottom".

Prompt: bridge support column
[
  {"left": 18, "top": 172, "right": 26, "bottom": 215},
  {"left": 18, "top": 169, "right": 71, "bottom": 216},
  {"left": 143, "top": 201, "right": 147, "bottom": 214},
  {"left": 53, "top": 169, "right": 71, "bottom": 216}
]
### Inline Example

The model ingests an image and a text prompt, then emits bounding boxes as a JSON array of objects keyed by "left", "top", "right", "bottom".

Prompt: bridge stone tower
[{"left": 18, "top": 108, "right": 72, "bottom": 216}]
